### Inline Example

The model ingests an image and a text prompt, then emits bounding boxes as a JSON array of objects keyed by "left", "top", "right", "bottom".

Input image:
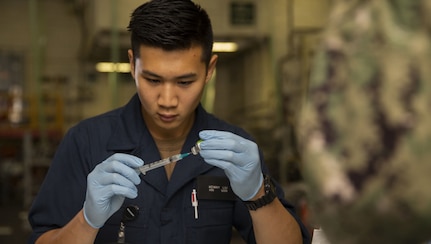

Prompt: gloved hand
[
  {"left": 198, "top": 130, "right": 264, "bottom": 201},
  {"left": 83, "top": 153, "right": 143, "bottom": 228}
]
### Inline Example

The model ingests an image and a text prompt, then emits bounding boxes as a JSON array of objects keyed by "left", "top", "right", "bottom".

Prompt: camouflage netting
[{"left": 297, "top": 0, "right": 431, "bottom": 243}]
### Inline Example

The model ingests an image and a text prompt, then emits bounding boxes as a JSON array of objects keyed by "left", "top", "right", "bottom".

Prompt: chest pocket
[
  {"left": 184, "top": 175, "right": 237, "bottom": 244},
  {"left": 184, "top": 198, "right": 235, "bottom": 244}
]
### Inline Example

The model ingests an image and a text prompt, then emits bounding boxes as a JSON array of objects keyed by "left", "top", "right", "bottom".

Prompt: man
[{"left": 28, "top": 0, "right": 309, "bottom": 243}]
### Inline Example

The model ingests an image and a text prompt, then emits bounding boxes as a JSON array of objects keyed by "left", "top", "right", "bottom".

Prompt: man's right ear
[{"left": 128, "top": 49, "right": 135, "bottom": 78}]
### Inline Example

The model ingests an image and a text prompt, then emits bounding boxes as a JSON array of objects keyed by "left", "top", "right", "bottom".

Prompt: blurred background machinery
[{"left": 0, "top": 0, "right": 331, "bottom": 242}]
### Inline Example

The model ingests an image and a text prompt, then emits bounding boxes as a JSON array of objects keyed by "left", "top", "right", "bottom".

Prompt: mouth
[{"left": 158, "top": 113, "right": 177, "bottom": 122}]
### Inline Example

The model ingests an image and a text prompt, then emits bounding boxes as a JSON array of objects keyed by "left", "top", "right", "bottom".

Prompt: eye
[
  {"left": 145, "top": 77, "right": 160, "bottom": 84},
  {"left": 177, "top": 80, "right": 193, "bottom": 86}
]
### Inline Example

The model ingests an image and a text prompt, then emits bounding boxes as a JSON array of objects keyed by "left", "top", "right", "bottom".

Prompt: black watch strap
[{"left": 244, "top": 175, "right": 276, "bottom": 211}]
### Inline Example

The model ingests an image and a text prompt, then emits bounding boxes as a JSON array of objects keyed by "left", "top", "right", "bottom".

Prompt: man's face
[{"left": 129, "top": 45, "right": 217, "bottom": 139}]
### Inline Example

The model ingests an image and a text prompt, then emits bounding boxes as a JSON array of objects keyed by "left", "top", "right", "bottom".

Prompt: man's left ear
[{"left": 206, "top": 54, "right": 218, "bottom": 83}]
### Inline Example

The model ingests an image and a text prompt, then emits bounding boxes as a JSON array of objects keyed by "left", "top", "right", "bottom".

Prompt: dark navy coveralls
[{"left": 28, "top": 94, "right": 310, "bottom": 244}]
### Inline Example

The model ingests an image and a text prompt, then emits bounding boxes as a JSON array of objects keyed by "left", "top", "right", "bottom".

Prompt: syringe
[
  {"left": 137, "top": 153, "right": 190, "bottom": 175},
  {"left": 137, "top": 140, "right": 202, "bottom": 175}
]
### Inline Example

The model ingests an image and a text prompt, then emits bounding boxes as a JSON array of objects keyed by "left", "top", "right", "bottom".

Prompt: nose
[{"left": 158, "top": 83, "right": 178, "bottom": 108}]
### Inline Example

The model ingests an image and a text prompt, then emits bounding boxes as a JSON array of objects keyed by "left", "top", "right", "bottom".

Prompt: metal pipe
[
  {"left": 29, "top": 0, "right": 47, "bottom": 144},
  {"left": 109, "top": 0, "right": 119, "bottom": 108}
]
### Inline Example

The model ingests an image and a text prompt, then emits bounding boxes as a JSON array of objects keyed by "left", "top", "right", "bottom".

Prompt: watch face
[
  {"left": 245, "top": 175, "right": 276, "bottom": 210},
  {"left": 264, "top": 176, "right": 275, "bottom": 194}
]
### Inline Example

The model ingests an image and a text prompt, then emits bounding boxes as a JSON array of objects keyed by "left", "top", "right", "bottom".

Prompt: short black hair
[{"left": 127, "top": 0, "right": 214, "bottom": 66}]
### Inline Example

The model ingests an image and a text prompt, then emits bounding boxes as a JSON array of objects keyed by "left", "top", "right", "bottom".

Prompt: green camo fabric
[{"left": 298, "top": 0, "right": 431, "bottom": 243}]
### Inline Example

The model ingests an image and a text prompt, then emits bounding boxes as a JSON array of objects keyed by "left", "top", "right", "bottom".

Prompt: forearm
[
  {"left": 35, "top": 210, "right": 98, "bottom": 244},
  {"left": 249, "top": 186, "right": 303, "bottom": 244}
]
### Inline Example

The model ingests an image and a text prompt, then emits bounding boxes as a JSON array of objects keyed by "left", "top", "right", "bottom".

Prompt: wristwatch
[{"left": 244, "top": 174, "right": 276, "bottom": 211}]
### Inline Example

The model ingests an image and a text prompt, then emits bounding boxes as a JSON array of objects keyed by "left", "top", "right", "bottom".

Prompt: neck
[{"left": 144, "top": 111, "right": 195, "bottom": 141}]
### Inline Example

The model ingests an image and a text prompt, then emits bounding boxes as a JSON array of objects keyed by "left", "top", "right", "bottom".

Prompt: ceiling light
[
  {"left": 95, "top": 62, "right": 130, "bottom": 73},
  {"left": 213, "top": 42, "right": 238, "bottom": 52}
]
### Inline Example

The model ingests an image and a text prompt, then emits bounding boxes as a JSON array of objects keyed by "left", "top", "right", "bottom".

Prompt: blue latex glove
[
  {"left": 198, "top": 130, "right": 264, "bottom": 201},
  {"left": 83, "top": 153, "right": 143, "bottom": 228}
]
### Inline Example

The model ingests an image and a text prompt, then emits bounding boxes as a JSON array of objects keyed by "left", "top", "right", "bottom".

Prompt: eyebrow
[{"left": 140, "top": 70, "right": 197, "bottom": 80}]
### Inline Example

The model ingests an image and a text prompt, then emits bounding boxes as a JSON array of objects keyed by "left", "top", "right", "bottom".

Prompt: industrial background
[{"left": 0, "top": 0, "right": 330, "bottom": 242}]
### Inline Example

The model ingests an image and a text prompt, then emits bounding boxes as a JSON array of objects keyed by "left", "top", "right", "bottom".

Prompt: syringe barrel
[
  {"left": 138, "top": 157, "right": 171, "bottom": 175},
  {"left": 136, "top": 151, "right": 193, "bottom": 175}
]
